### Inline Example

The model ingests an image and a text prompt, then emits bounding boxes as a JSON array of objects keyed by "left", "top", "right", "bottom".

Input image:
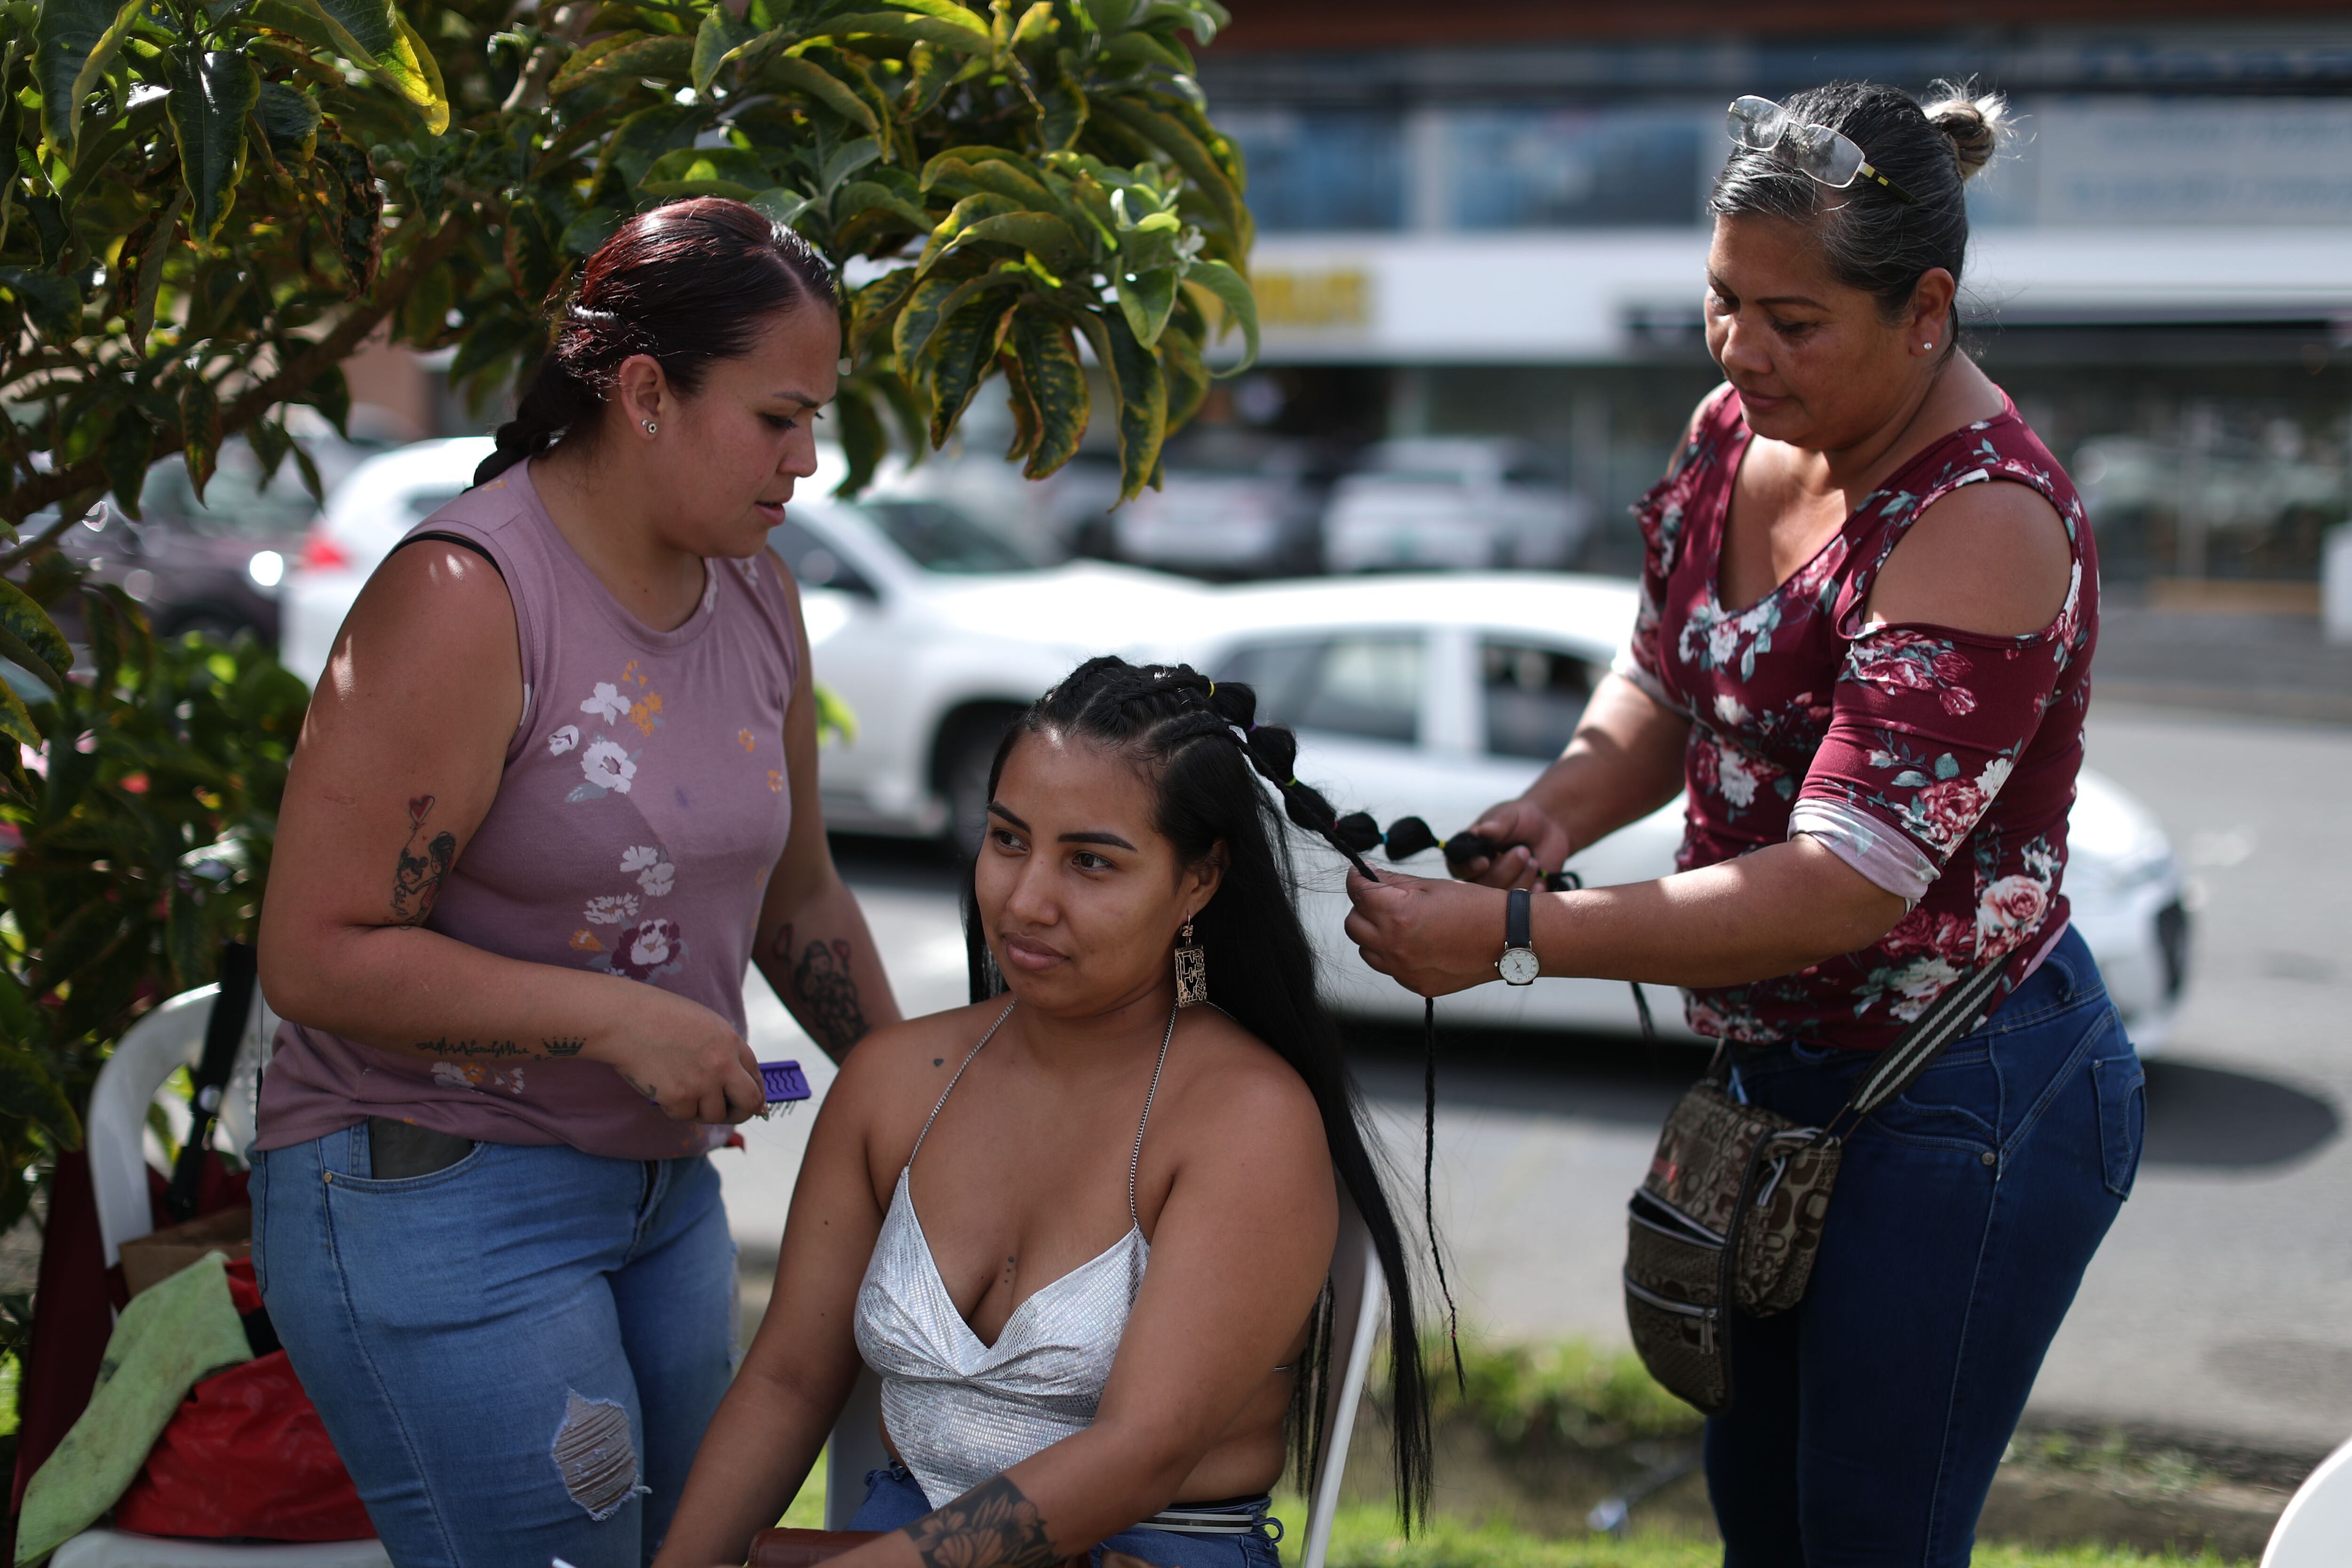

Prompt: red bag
[{"left": 110, "top": 1259, "right": 375, "bottom": 1542}]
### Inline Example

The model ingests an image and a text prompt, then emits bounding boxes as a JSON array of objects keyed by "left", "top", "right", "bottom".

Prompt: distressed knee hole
[{"left": 552, "top": 1392, "right": 645, "bottom": 1520}]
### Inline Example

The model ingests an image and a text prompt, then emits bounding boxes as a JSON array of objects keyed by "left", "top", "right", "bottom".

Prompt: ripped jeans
[{"left": 252, "top": 1131, "right": 738, "bottom": 1568}]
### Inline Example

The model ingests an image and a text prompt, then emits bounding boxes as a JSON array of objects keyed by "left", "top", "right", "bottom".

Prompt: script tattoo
[
  {"left": 771, "top": 923, "right": 869, "bottom": 1055},
  {"left": 902, "top": 1477, "right": 1060, "bottom": 1568},
  {"left": 391, "top": 796, "right": 457, "bottom": 924}
]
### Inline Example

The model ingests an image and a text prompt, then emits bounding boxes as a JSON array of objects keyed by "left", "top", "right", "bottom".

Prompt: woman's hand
[
  {"left": 1343, "top": 869, "right": 1516, "bottom": 997},
  {"left": 592, "top": 987, "right": 766, "bottom": 1124},
  {"left": 1450, "top": 798, "right": 1573, "bottom": 890}
]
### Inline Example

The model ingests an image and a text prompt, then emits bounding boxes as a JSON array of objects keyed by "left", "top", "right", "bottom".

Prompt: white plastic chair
[
  {"left": 53, "top": 984, "right": 392, "bottom": 1568},
  {"left": 826, "top": 1194, "right": 1388, "bottom": 1568},
  {"left": 2263, "top": 1432, "right": 2352, "bottom": 1568}
]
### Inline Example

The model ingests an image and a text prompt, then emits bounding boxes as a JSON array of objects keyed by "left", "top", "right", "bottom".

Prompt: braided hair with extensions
[
  {"left": 962, "top": 657, "right": 1437, "bottom": 1527},
  {"left": 471, "top": 197, "right": 837, "bottom": 488}
]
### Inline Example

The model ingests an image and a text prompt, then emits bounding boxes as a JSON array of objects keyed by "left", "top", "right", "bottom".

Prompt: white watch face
[{"left": 1499, "top": 947, "right": 1540, "bottom": 986}]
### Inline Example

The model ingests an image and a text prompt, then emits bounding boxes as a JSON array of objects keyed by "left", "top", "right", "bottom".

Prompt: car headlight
[{"left": 247, "top": 549, "right": 286, "bottom": 589}]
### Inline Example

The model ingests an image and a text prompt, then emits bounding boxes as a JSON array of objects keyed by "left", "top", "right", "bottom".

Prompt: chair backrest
[
  {"left": 85, "top": 984, "right": 271, "bottom": 1268},
  {"left": 819, "top": 1190, "right": 1388, "bottom": 1568},
  {"left": 2264, "top": 1432, "right": 2352, "bottom": 1568}
]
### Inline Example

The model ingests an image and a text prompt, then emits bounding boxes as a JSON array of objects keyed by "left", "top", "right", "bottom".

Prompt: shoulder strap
[
  {"left": 906, "top": 999, "right": 1017, "bottom": 1170},
  {"left": 1825, "top": 962, "right": 2008, "bottom": 1139},
  {"left": 1126, "top": 1004, "right": 1177, "bottom": 1230}
]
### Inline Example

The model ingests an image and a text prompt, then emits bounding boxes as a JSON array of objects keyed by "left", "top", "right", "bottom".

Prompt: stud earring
[
  {"left": 642, "top": 419, "right": 658, "bottom": 435},
  {"left": 1173, "top": 921, "right": 1207, "bottom": 1007},
  {"left": 1921, "top": 342, "right": 1933, "bottom": 351}
]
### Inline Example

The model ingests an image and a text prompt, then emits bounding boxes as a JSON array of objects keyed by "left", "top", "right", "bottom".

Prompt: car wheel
[{"left": 938, "top": 709, "right": 1021, "bottom": 859}]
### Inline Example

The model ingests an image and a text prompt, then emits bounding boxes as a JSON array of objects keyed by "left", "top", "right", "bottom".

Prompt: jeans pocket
[{"left": 2092, "top": 1051, "right": 2147, "bottom": 1200}]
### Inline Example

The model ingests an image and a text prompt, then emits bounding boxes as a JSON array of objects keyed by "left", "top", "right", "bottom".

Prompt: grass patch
[
  {"left": 1432, "top": 1337, "right": 1701, "bottom": 1449},
  {"left": 1274, "top": 1501, "right": 2252, "bottom": 1568}
]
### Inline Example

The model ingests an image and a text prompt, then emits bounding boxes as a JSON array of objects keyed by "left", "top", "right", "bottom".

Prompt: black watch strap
[{"left": 1506, "top": 885, "right": 1531, "bottom": 950}]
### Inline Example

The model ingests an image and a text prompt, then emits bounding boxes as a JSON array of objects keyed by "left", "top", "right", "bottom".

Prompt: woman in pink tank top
[
  {"left": 1344, "top": 84, "right": 2142, "bottom": 1563},
  {"left": 250, "top": 200, "right": 903, "bottom": 1568}
]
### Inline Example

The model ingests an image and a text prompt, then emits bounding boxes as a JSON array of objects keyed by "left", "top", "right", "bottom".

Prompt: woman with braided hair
[{"left": 658, "top": 657, "right": 1433, "bottom": 1568}]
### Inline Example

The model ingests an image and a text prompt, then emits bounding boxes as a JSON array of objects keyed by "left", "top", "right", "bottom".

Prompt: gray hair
[{"left": 1709, "top": 79, "right": 2013, "bottom": 344}]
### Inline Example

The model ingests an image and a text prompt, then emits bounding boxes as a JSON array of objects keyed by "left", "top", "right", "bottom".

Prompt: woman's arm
[
  {"left": 751, "top": 553, "right": 901, "bottom": 1062},
  {"left": 829, "top": 1053, "right": 1335, "bottom": 1568},
  {"left": 1451, "top": 672, "right": 1692, "bottom": 890},
  {"left": 256, "top": 544, "right": 764, "bottom": 1123},
  {"left": 652, "top": 1028, "right": 901, "bottom": 1568},
  {"left": 1344, "top": 478, "right": 2074, "bottom": 996}
]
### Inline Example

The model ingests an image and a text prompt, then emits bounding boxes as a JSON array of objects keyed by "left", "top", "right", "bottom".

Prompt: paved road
[{"left": 722, "top": 702, "right": 2352, "bottom": 1456}]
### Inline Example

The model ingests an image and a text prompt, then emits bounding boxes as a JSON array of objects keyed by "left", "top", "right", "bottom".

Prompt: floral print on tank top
[{"left": 1619, "top": 384, "right": 2099, "bottom": 1051}]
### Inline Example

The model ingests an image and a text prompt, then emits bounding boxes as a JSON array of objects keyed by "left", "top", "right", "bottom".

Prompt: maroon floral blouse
[{"left": 1620, "top": 384, "right": 2098, "bottom": 1052}]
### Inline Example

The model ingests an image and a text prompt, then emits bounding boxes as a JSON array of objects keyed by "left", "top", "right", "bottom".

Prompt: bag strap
[
  {"left": 163, "top": 941, "right": 257, "bottom": 1224},
  {"left": 1824, "top": 960, "right": 2009, "bottom": 1140}
]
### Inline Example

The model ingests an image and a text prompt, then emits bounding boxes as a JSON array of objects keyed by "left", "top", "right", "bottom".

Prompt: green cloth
[{"left": 16, "top": 1250, "right": 253, "bottom": 1566}]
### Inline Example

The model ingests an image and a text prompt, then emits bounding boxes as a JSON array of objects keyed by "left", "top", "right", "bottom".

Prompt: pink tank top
[{"left": 255, "top": 462, "right": 799, "bottom": 1160}]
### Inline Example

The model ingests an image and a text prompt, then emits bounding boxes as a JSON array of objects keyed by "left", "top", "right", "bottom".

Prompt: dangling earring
[{"left": 1173, "top": 920, "right": 1207, "bottom": 1007}]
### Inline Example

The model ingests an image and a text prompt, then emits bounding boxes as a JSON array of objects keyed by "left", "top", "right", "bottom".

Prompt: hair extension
[
  {"left": 473, "top": 197, "right": 838, "bottom": 487},
  {"left": 962, "top": 656, "right": 1436, "bottom": 1526}
]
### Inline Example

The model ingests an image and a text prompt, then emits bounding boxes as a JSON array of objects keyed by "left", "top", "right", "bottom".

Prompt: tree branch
[{"left": 0, "top": 217, "right": 473, "bottom": 528}]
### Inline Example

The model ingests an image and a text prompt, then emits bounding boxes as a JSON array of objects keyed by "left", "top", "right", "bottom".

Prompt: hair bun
[{"left": 1922, "top": 79, "right": 2010, "bottom": 182}]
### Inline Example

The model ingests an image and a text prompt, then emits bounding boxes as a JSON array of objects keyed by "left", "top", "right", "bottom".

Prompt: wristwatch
[{"left": 1498, "top": 886, "right": 1539, "bottom": 986}]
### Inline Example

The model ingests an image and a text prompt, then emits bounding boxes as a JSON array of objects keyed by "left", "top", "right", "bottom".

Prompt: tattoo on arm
[
  {"left": 391, "top": 795, "right": 458, "bottom": 924},
  {"left": 902, "top": 1476, "right": 1062, "bottom": 1568},
  {"left": 771, "top": 922, "right": 870, "bottom": 1054},
  {"left": 412, "top": 1037, "right": 528, "bottom": 1058},
  {"left": 542, "top": 1037, "right": 588, "bottom": 1058}
]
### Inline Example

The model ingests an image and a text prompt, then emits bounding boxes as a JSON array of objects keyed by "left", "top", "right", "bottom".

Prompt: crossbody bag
[{"left": 1621, "top": 960, "right": 2009, "bottom": 1415}]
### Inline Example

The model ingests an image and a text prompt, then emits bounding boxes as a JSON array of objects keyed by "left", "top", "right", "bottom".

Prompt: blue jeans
[
  {"left": 1705, "top": 926, "right": 2144, "bottom": 1567},
  {"left": 850, "top": 1461, "right": 1281, "bottom": 1568},
  {"left": 251, "top": 1130, "right": 738, "bottom": 1568}
]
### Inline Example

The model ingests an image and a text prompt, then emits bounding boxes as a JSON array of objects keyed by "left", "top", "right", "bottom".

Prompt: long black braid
[{"left": 962, "top": 656, "right": 1437, "bottom": 1526}]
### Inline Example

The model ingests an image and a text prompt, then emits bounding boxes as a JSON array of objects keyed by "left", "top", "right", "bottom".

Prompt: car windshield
[{"left": 853, "top": 500, "right": 1040, "bottom": 573}]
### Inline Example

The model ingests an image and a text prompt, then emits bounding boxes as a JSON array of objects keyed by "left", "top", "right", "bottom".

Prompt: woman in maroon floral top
[{"left": 1348, "top": 81, "right": 2144, "bottom": 1564}]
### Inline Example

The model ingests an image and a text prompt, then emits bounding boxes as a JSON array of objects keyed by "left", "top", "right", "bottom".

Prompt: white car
[
  {"left": 1151, "top": 573, "right": 2189, "bottom": 1049},
  {"left": 276, "top": 439, "right": 1208, "bottom": 853},
  {"left": 1323, "top": 438, "right": 1589, "bottom": 574}
]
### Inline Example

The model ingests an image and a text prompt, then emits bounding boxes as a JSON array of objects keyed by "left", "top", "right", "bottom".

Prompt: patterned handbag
[{"left": 1623, "top": 963, "right": 2007, "bottom": 1416}]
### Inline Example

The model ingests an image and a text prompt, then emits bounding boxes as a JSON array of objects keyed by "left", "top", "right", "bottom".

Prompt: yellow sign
[{"left": 1251, "top": 267, "right": 1371, "bottom": 330}]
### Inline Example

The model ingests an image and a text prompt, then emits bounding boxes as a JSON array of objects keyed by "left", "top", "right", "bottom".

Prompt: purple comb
[{"left": 759, "top": 1060, "right": 811, "bottom": 1104}]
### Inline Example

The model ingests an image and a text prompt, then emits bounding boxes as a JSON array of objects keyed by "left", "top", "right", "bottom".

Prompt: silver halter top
[{"left": 852, "top": 1001, "right": 1171, "bottom": 1510}]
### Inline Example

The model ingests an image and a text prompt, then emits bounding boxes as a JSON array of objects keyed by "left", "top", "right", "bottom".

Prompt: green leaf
[
  {"left": 0, "top": 580, "right": 71, "bottom": 694},
  {"left": 253, "top": 80, "right": 321, "bottom": 160},
  {"left": 914, "top": 191, "right": 1017, "bottom": 277},
  {"left": 820, "top": 11, "right": 991, "bottom": 52},
  {"left": 383, "top": 13, "right": 449, "bottom": 135},
  {"left": 246, "top": 414, "right": 290, "bottom": 483},
  {"left": 951, "top": 210, "right": 1083, "bottom": 268},
  {"left": 246, "top": 0, "right": 338, "bottom": 52},
  {"left": 1090, "top": 95, "right": 1246, "bottom": 245},
  {"left": 180, "top": 374, "right": 220, "bottom": 505},
  {"left": 639, "top": 144, "right": 771, "bottom": 199},
  {"left": 833, "top": 178, "right": 933, "bottom": 232},
  {"left": 1113, "top": 262, "right": 1176, "bottom": 348},
  {"left": 691, "top": 5, "right": 759, "bottom": 95},
  {"left": 291, "top": 0, "right": 397, "bottom": 66},
  {"left": 1097, "top": 308, "right": 1165, "bottom": 500},
  {"left": 1159, "top": 318, "right": 1207, "bottom": 434},
  {"left": 0, "top": 676, "right": 40, "bottom": 753},
  {"left": 761, "top": 52, "right": 880, "bottom": 133},
  {"left": 894, "top": 263, "right": 1018, "bottom": 364},
  {"left": 900, "top": 39, "right": 956, "bottom": 117},
  {"left": 746, "top": 186, "right": 813, "bottom": 228},
  {"left": 552, "top": 32, "right": 694, "bottom": 96},
  {"left": 1005, "top": 310, "right": 1085, "bottom": 478},
  {"left": 166, "top": 48, "right": 261, "bottom": 242},
  {"left": 833, "top": 382, "right": 887, "bottom": 496},
  {"left": 0, "top": 1047, "right": 80, "bottom": 1151},
  {"left": 1038, "top": 47, "right": 1086, "bottom": 151},
  {"left": 1180, "top": 257, "right": 1257, "bottom": 373},
  {"left": 315, "top": 137, "right": 381, "bottom": 295},
  {"left": 446, "top": 309, "right": 538, "bottom": 391},
  {"left": 558, "top": 205, "right": 628, "bottom": 257},
  {"left": 0, "top": 267, "right": 82, "bottom": 339},
  {"left": 102, "top": 410, "right": 151, "bottom": 518},
  {"left": 924, "top": 292, "right": 1014, "bottom": 445},
  {"left": 32, "top": 0, "right": 146, "bottom": 159}
]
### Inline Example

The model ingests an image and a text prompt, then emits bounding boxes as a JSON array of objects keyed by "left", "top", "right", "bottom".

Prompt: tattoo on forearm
[
  {"left": 542, "top": 1037, "right": 587, "bottom": 1057},
  {"left": 902, "top": 1476, "right": 1061, "bottom": 1568},
  {"left": 413, "top": 1037, "right": 528, "bottom": 1059},
  {"left": 771, "top": 923, "right": 870, "bottom": 1053},
  {"left": 391, "top": 795, "right": 457, "bottom": 924}
]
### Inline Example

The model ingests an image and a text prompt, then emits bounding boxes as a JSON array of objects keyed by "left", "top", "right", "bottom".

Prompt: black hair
[
  {"left": 962, "top": 657, "right": 1433, "bottom": 1527},
  {"left": 1710, "top": 79, "right": 2011, "bottom": 352},
  {"left": 474, "top": 197, "right": 838, "bottom": 487}
]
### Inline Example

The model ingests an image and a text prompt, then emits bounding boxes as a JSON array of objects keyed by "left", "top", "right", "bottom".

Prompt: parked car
[
  {"left": 1147, "top": 573, "right": 2190, "bottom": 1047},
  {"left": 1104, "top": 429, "right": 1331, "bottom": 579},
  {"left": 276, "top": 439, "right": 1208, "bottom": 854},
  {"left": 62, "top": 427, "right": 391, "bottom": 644},
  {"left": 1322, "top": 438, "right": 1589, "bottom": 574}
]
